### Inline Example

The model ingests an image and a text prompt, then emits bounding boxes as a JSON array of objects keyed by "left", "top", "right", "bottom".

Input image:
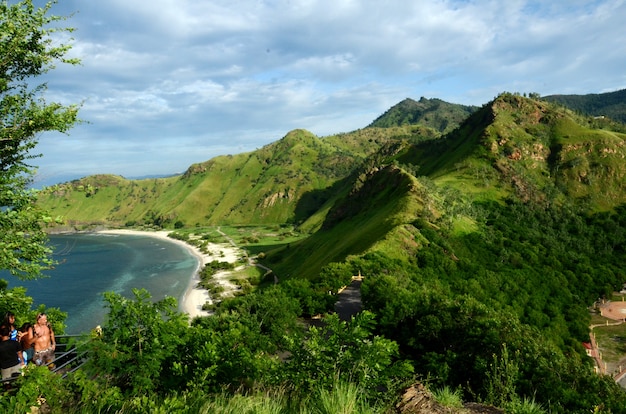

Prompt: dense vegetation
[
  {"left": 368, "top": 97, "right": 478, "bottom": 134},
  {"left": 1, "top": 287, "right": 415, "bottom": 413},
  {"left": 360, "top": 199, "right": 626, "bottom": 411},
  {"left": 4, "top": 2, "right": 626, "bottom": 412},
  {"left": 4, "top": 196, "right": 626, "bottom": 412},
  {"left": 545, "top": 88, "right": 626, "bottom": 124}
]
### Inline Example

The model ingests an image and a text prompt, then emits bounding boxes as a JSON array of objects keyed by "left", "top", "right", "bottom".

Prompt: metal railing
[
  {"left": 1, "top": 334, "right": 90, "bottom": 386},
  {"left": 51, "top": 334, "right": 90, "bottom": 377}
]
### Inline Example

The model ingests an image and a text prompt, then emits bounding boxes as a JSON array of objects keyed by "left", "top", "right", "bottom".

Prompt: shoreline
[{"left": 97, "top": 229, "right": 240, "bottom": 319}]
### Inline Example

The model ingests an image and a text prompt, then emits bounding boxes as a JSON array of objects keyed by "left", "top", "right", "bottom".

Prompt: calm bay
[{"left": 11, "top": 233, "right": 199, "bottom": 334}]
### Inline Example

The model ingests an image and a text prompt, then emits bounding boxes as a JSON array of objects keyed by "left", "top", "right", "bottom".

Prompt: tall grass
[
  {"left": 504, "top": 397, "right": 546, "bottom": 414},
  {"left": 87, "top": 381, "right": 382, "bottom": 414},
  {"left": 431, "top": 385, "right": 463, "bottom": 408},
  {"left": 304, "top": 381, "right": 376, "bottom": 414},
  {"left": 198, "top": 393, "right": 287, "bottom": 414}
]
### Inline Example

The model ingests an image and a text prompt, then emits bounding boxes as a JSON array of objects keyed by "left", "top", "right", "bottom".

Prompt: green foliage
[
  {"left": 316, "top": 262, "right": 355, "bottom": 292},
  {"left": 0, "top": 0, "right": 80, "bottom": 280},
  {"left": 281, "top": 312, "right": 413, "bottom": 402},
  {"left": 279, "top": 278, "right": 335, "bottom": 317},
  {"left": 0, "top": 366, "right": 70, "bottom": 413},
  {"left": 0, "top": 284, "right": 33, "bottom": 321},
  {"left": 544, "top": 88, "right": 626, "bottom": 124},
  {"left": 174, "top": 286, "right": 302, "bottom": 391},
  {"left": 198, "top": 260, "right": 236, "bottom": 289},
  {"left": 202, "top": 259, "right": 235, "bottom": 275},
  {"left": 65, "top": 383, "right": 383, "bottom": 414},
  {"left": 85, "top": 288, "right": 189, "bottom": 395},
  {"left": 196, "top": 391, "right": 288, "bottom": 414},
  {"left": 61, "top": 369, "right": 125, "bottom": 413},
  {"left": 0, "top": 282, "right": 66, "bottom": 334},
  {"left": 211, "top": 285, "right": 301, "bottom": 352},
  {"left": 359, "top": 199, "right": 626, "bottom": 412},
  {"left": 484, "top": 344, "right": 519, "bottom": 408},
  {"left": 431, "top": 385, "right": 464, "bottom": 409},
  {"left": 306, "top": 380, "right": 377, "bottom": 414},
  {"left": 368, "top": 97, "right": 477, "bottom": 134},
  {"left": 3, "top": 368, "right": 124, "bottom": 414},
  {"left": 504, "top": 397, "right": 547, "bottom": 414}
]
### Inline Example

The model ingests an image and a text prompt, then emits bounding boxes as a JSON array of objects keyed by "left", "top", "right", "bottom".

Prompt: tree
[
  {"left": 281, "top": 311, "right": 413, "bottom": 401},
  {"left": 86, "top": 289, "right": 189, "bottom": 395},
  {"left": 0, "top": 0, "right": 80, "bottom": 280}
]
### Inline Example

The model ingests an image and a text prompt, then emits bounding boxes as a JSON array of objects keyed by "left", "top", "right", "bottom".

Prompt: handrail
[
  {"left": 55, "top": 351, "right": 89, "bottom": 378},
  {"left": 1, "top": 334, "right": 91, "bottom": 385}
]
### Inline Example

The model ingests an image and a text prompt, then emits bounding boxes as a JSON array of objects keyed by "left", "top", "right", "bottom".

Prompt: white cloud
[{"left": 29, "top": 0, "right": 626, "bottom": 186}]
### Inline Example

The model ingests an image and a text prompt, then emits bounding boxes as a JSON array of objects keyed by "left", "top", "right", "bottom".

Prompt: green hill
[
  {"left": 39, "top": 128, "right": 407, "bottom": 228},
  {"left": 266, "top": 163, "right": 424, "bottom": 280},
  {"left": 544, "top": 88, "right": 626, "bottom": 124},
  {"left": 267, "top": 93, "right": 626, "bottom": 280},
  {"left": 368, "top": 96, "right": 478, "bottom": 134},
  {"left": 38, "top": 124, "right": 445, "bottom": 230},
  {"left": 260, "top": 93, "right": 626, "bottom": 412},
  {"left": 394, "top": 93, "right": 626, "bottom": 207}
]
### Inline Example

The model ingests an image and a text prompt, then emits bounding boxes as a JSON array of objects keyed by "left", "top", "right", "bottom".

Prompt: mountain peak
[
  {"left": 369, "top": 97, "right": 477, "bottom": 134},
  {"left": 403, "top": 92, "right": 626, "bottom": 208}
]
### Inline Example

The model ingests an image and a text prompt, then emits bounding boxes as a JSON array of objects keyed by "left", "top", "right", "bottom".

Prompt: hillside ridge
[
  {"left": 38, "top": 93, "right": 626, "bottom": 228},
  {"left": 544, "top": 88, "right": 626, "bottom": 123},
  {"left": 368, "top": 96, "right": 478, "bottom": 134}
]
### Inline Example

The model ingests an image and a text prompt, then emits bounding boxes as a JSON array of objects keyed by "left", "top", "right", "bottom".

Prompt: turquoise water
[{"left": 10, "top": 233, "right": 198, "bottom": 334}]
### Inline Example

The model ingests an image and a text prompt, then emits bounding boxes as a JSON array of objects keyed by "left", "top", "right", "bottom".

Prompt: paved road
[{"left": 334, "top": 279, "right": 363, "bottom": 320}]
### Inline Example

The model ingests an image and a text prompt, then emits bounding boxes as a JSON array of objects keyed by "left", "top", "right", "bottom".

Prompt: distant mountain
[
  {"left": 38, "top": 93, "right": 626, "bottom": 229},
  {"left": 37, "top": 126, "right": 434, "bottom": 230},
  {"left": 544, "top": 88, "right": 626, "bottom": 123},
  {"left": 368, "top": 97, "right": 478, "bottom": 134}
]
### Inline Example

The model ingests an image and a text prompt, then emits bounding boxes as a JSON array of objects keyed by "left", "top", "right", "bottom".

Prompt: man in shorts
[{"left": 33, "top": 313, "right": 56, "bottom": 368}]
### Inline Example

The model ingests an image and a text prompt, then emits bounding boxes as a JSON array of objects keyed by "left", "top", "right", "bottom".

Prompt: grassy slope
[
  {"left": 396, "top": 94, "right": 626, "bottom": 208},
  {"left": 37, "top": 124, "right": 442, "bottom": 229},
  {"left": 368, "top": 97, "right": 478, "bottom": 134},
  {"left": 38, "top": 94, "right": 626, "bottom": 277},
  {"left": 265, "top": 93, "right": 626, "bottom": 280},
  {"left": 266, "top": 165, "right": 424, "bottom": 280}
]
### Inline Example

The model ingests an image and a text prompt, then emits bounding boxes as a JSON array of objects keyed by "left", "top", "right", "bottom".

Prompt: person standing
[
  {"left": 33, "top": 313, "right": 56, "bottom": 367},
  {"left": 19, "top": 323, "right": 35, "bottom": 364},
  {"left": 1, "top": 312, "right": 18, "bottom": 341},
  {"left": 0, "top": 326, "right": 24, "bottom": 380}
]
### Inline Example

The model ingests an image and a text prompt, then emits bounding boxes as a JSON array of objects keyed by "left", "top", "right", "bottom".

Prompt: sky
[{"left": 30, "top": 0, "right": 626, "bottom": 187}]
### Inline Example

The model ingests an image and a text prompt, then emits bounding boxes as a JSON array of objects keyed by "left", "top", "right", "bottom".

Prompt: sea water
[{"left": 7, "top": 233, "right": 198, "bottom": 334}]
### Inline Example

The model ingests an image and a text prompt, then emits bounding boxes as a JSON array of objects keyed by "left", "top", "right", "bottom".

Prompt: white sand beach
[{"left": 98, "top": 229, "right": 241, "bottom": 319}]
